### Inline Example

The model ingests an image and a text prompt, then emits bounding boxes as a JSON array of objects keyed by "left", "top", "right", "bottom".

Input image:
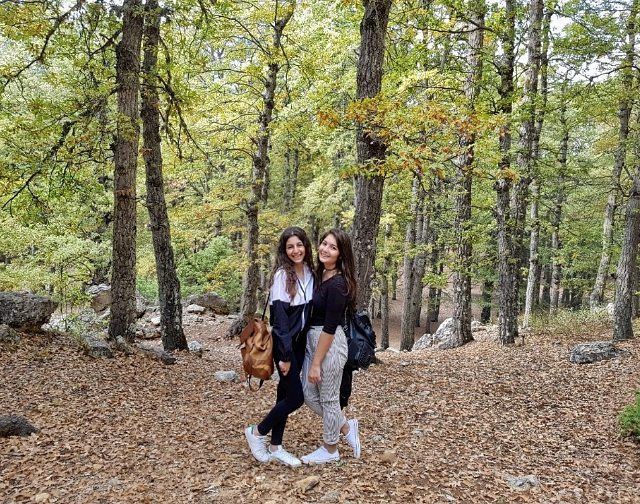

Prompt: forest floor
[{"left": 1, "top": 311, "right": 640, "bottom": 503}]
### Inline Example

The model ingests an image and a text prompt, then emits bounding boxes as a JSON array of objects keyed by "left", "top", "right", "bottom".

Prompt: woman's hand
[
  {"left": 308, "top": 363, "right": 322, "bottom": 384},
  {"left": 279, "top": 361, "right": 291, "bottom": 376}
]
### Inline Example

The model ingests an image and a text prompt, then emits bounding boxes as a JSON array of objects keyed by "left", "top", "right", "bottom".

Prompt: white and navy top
[{"left": 269, "top": 266, "right": 314, "bottom": 361}]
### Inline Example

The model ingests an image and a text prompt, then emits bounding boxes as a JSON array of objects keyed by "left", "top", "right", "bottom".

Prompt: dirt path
[{"left": 1, "top": 316, "right": 639, "bottom": 503}]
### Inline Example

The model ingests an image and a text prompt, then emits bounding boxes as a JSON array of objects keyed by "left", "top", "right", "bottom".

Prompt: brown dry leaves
[{"left": 1, "top": 322, "right": 639, "bottom": 503}]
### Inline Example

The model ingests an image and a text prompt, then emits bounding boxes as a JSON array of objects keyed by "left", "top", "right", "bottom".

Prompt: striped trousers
[{"left": 302, "top": 325, "right": 348, "bottom": 445}]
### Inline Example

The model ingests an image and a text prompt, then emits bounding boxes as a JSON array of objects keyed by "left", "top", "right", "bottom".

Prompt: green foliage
[{"left": 619, "top": 391, "right": 640, "bottom": 441}]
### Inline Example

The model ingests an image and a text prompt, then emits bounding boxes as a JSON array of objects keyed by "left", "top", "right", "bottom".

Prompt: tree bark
[
  {"left": 451, "top": 0, "right": 484, "bottom": 346},
  {"left": 352, "top": 0, "right": 392, "bottom": 311},
  {"left": 481, "top": 279, "right": 493, "bottom": 323},
  {"left": 229, "top": 5, "right": 293, "bottom": 337},
  {"left": 614, "top": 124, "right": 640, "bottom": 340},
  {"left": 400, "top": 175, "right": 420, "bottom": 350},
  {"left": 109, "top": 0, "right": 144, "bottom": 342},
  {"left": 591, "top": 0, "right": 637, "bottom": 309},
  {"left": 494, "top": 0, "right": 517, "bottom": 345},
  {"left": 549, "top": 91, "right": 568, "bottom": 314},
  {"left": 141, "top": 0, "right": 186, "bottom": 351}
]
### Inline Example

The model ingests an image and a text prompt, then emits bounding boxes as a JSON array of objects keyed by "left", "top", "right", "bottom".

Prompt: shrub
[
  {"left": 619, "top": 391, "right": 640, "bottom": 441},
  {"left": 528, "top": 308, "right": 610, "bottom": 339}
]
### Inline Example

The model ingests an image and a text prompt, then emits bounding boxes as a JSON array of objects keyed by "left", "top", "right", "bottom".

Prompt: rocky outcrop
[
  {"left": 185, "top": 293, "right": 230, "bottom": 315},
  {"left": 569, "top": 341, "right": 624, "bottom": 364},
  {"left": 0, "top": 292, "right": 57, "bottom": 330}
]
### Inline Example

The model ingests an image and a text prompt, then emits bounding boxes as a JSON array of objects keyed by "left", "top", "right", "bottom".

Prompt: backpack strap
[{"left": 260, "top": 291, "right": 270, "bottom": 321}]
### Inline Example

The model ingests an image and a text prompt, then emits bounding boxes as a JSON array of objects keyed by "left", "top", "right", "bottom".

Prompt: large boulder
[
  {"left": 186, "top": 292, "right": 230, "bottom": 315},
  {"left": 0, "top": 292, "right": 57, "bottom": 330},
  {"left": 569, "top": 341, "right": 624, "bottom": 364},
  {"left": 412, "top": 317, "right": 463, "bottom": 351}
]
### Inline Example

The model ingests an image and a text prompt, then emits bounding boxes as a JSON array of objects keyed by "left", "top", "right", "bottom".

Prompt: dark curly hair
[{"left": 271, "top": 227, "right": 315, "bottom": 300}]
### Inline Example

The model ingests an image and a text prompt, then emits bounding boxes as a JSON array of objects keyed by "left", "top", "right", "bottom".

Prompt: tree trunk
[
  {"left": 481, "top": 279, "right": 493, "bottom": 323},
  {"left": 540, "top": 261, "right": 551, "bottom": 307},
  {"left": 452, "top": 0, "right": 484, "bottom": 346},
  {"left": 523, "top": 179, "right": 540, "bottom": 327},
  {"left": 109, "top": 0, "right": 144, "bottom": 342},
  {"left": 351, "top": 0, "right": 392, "bottom": 311},
  {"left": 400, "top": 175, "right": 420, "bottom": 350},
  {"left": 228, "top": 6, "right": 293, "bottom": 337},
  {"left": 614, "top": 123, "right": 640, "bottom": 340},
  {"left": 549, "top": 91, "right": 568, "bottom": 314},
  {"left": 141, "top": 0, "right": 187, "bottom": 351},
  {"left": 411, "top": 194, "right": 431, "bottom": 328},
  {"left": 391, "top": 263, "right": 398, "bottom": 300},
  {"left": 380, "top": 224, "right": 392, "bottom": 349},
  {"left": 494, "top": 0, "right": 517, "bottom": 345},
  {"left": 282, "top": 147, "right": 299, "bottom": 212},
  {"left": 591, "top": 0, "right": 637, "bottom": 309}
]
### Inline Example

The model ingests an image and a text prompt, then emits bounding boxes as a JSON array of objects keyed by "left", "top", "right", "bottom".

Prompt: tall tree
[
  {"left": 141, "top": 0, "right": 187, "bottom": 351},
  {"left": 451, "top": 0, "right": 485, "bottom": 346},
  {"left": 228, "top": 1, "right": 294, "bottom": 337},
  {"left": 352, "top": 0, "right": 393, "bottom": 311},
  {"left": 109, "top": 0, "right": 144, "bottom": 342},
  {"left": 494, "top": 0, "right": 517, "bottom": 344},
  {"left": 523, "top": 4, "right": 552, "bottom": 327},
  {"left": 590, "top": 0, "right": 638, "bottom": 309}
]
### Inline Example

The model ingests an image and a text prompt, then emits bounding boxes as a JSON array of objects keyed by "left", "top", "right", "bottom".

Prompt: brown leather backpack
[{"left": 238, "top": 304, "right": 273, "bottom": 390}]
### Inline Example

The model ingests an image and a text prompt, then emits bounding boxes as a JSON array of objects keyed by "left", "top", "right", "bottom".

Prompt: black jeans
[
  {"left": 257, "top": 336, "right": 306, "bottom": 445},
  {"left": 339, "top": 365, "right": 353, "bottom": 410}
]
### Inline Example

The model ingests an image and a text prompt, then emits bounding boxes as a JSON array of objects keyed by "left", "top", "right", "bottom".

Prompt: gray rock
[
  {"left": 471, "top": 320, "right": 485, "bottom": 332},
  {"left": 186, "top": 304, "right": 206, "bottom": 314},
  {"left": 606, "top": 303, "right": 615, "bottom": 316},
  {"left": 505, "top": 474, "right": 540, "bottom": 491},
  {"left": 0, "top": 415, "right": 38, "bottom": 438},
  {"left": 150, "top": 316, "right": 161, "bottom": 327},
  {"left": 215, "top": 370, "right": 239, "bottom": 382},
  {"left": 412, "top": 317, "right": 462, "bottom": 351},
  {"left": 186, "top": 292, "right": 230, "bottom": 315},
  {"left": 569, "top": 341, "right": 623, "bottom": 364},
  {"left": 136, "top": 325, "right": 160, "bottom": 340},
  {"left": 86, "top": 284, "right": 111, "bottom": 313},
  {"left": 188, "top": 341, "right": 203, "bottom": 357},
  {"left": 0, "top": 292, "right": 58, "bottom": 330},
  {"left": 320, "top": 490, "right": 341, "bottom": 502},
  {"left": 84, "top": 336, "right": 114, "bottom": 359},
  {"left": 161, "top": 351, "right": 177, "bottom": 365},
  {"left": 0, "top": 324, "right": 20, "bottom": 343}
]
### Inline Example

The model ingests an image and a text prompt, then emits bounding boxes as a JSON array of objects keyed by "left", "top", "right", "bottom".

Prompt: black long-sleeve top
[
  {"left": 309, "top": 274, "right": 348, "bottom": 335},
  {"left": 269, "top": 266, "right": 314, "bottom": 362}
]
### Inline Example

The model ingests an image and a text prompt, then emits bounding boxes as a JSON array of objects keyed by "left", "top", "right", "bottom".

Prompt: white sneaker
[
  {"left": 301, "top": 446, "right": 340, "bottom": 465},
  {"left": 244, "top": 425, "right": 270, "bottom": 463},
  {"left": 343, "top": 418, "right": 361, "bottom": 458},
  {"left": 269, "top": 446, "right": 302, "bottom": 467}
]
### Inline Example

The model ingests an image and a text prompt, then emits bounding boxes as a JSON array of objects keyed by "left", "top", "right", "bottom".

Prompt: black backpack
[{"left": 344, "top": 310, "right": 376, "bottom": 370}]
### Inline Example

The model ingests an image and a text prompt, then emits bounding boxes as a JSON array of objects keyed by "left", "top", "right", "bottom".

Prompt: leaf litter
[{"left": 1, "top": 319, "right": 639, "bottom": 503}]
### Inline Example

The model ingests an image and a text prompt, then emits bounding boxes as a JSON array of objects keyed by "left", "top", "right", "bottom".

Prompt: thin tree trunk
[
  {"left": 549, "top": 91, "right": 568, "bottom": 314},
  {"left": 391, "top": 263, "right": 398, "bottom": 300},
  {"left": 400, "top": 175, "right": 420, "bottom": 350},
  {"left": 380, "top": 224, "right": 392, "bottom": 349},
  {"left": 352, "top": 0, "right": 392, "bottom": 310},
  {"left": 591, "top": 0, "right": 637, "bottom": 309},
  {"left": 109, "top": 0, "right": 144, "bottom": 342},
  {"left": 452, "top": 0, "right": 484, "bottom": 346},
  {"left": 141, "top": 0, "right": 186, "bottom": 351},
  {"left": 540, "top": 260, "right": 551, "bottom": 307},
  {"left": 481, "top": 279, "right": 493, "bottom": 323},
  {"left": 228, "top": 5, "right": 293, "bottom": 337}
]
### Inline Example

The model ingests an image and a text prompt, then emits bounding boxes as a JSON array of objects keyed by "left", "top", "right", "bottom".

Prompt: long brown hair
[
  {"left": 316, "top": 228, "right": 357, "bottom": 311},
  {"left": 271, "top": 227, "right": 314, "bottom": 300}
]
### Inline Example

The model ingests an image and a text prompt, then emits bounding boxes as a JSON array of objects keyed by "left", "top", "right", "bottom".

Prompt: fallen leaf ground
[{"left": 1, "top": 317, "right": 639, "bottom": 503}]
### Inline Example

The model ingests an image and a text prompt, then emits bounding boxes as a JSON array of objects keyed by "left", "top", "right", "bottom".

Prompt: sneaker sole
[
  {"left": 270, "top": 455, "right": 302, "bottom": 468},
  {"left": 351, "top": 419, "right": 361, "bottom": 459}
]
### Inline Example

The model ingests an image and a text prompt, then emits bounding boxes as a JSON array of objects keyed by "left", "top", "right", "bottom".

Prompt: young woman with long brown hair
[
  {"left": 244, "top": 226, "right": 314, "bottom": 467},
  {"left": 301, "top": 228, "right": 361, "bottom": 464}
]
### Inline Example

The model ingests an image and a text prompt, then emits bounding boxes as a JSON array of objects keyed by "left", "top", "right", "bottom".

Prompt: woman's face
[
  {"left": 318, "top": 233, "right": 340, "bottom": 269},
  {"left": 285, "top": 235, "right": 306, "bottom": 265}
]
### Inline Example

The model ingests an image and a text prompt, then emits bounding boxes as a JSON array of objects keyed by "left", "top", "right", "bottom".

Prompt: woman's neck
[{"left": 294, "top": 263, "right": 305, "bottom": 277}]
